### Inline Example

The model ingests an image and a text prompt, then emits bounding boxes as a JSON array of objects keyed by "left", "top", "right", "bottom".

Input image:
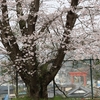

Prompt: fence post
[{"left": 90, "top": 58, "right": 93, "bottom": 99}]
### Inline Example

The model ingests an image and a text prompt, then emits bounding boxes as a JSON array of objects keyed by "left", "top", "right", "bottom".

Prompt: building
[{"left": 0, "top": 86, "right": 14, "bottom": 100}]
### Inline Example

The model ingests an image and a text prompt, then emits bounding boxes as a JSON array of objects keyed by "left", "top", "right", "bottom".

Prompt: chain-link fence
[{"left": 48, "top": 59, "right": 100, "bottom": 99}]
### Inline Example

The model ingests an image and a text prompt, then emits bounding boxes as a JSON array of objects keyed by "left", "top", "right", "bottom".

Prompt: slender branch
[
  {"left": 54, "top": 80, "right": 68, "bottom": 98},
  {"left": 87, "top": 8, "right": 95, "bottom": 31},
  {"left": 39, "top": 12, "right": 63, "bottom": 34}
]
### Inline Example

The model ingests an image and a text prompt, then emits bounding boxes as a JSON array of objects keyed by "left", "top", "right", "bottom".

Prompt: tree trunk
[
  {"left": 27, "top": 83, "right": 48, "bottom": 100},
  {"left": 39, "top": 84, "right": 48, "bottom": 100}
]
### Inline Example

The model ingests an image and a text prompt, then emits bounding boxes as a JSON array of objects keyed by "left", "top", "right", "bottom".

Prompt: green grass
[
  {"left": 12, "top": 96, "right": 31, "bottom": 100},
  {"left": 49, "top": 96, "right": 64, "bottom": 100},
  {"left": 12, "top": 96, "right": 100, "bottom": 100},
  {"left": 12, "top": 96, "right": 66, "bottom": 100}
]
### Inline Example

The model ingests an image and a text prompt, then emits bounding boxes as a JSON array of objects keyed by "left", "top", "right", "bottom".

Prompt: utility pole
[
  {"left": 8, "top": 82, "right": 10, "bottom": 99},
  {"left": 53, "top": 79, "right": 55, "bottom": 97},
  {"left": 90, "top": 59, "right": 93, "bottom": 99},
  {"left": 16, "top": 71, "right": 18, "bottom": 98}
]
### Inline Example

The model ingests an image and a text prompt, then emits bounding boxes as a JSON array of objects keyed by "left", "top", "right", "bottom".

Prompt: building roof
[{"left": 67, "top": 86, "right": 91, "bottom": 98}]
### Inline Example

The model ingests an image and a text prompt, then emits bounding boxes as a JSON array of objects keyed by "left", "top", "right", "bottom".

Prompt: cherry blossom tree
[{"left": 0, "top": 0, "right": 100, "bottom": 99}]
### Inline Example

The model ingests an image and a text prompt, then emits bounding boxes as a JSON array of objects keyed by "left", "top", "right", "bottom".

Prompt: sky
[{"left": 41, "top": 0, "right": 70, "bottom": 13}]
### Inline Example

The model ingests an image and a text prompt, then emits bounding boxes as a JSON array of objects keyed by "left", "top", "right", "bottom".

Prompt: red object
[
  {"left": 69, "top": 72, "right": 87, "bottom": 86},
  {"left": 81, "top": 98, "right": 85, "bottom": 100}
]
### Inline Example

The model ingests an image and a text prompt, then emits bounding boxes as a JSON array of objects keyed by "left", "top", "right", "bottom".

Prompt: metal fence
[{"left": 49, "top": 59, "right": 100, "bottom": 99}]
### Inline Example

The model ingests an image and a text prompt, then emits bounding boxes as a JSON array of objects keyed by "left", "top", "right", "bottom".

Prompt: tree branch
[
  {"left": 45, "top": 0, "right": 79, "bottom": 85},
  {"left": 27, "top": 0, "right": 40, "bottom": 34},
  {"left": 15, "top": 0, "right": 27, "bottom": 36},
  {"left": 1, "top": 0, "right": 22, "bottom": 61}
]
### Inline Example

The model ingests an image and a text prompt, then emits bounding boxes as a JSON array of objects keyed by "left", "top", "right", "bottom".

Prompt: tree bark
[{"left": 26, "top": 80, "right": 48, "bottom": 100}]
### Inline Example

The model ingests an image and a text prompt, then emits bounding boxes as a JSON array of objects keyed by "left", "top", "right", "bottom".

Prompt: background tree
[{"left": 0, "top": 0, "right": 100, "bottom": 100}]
